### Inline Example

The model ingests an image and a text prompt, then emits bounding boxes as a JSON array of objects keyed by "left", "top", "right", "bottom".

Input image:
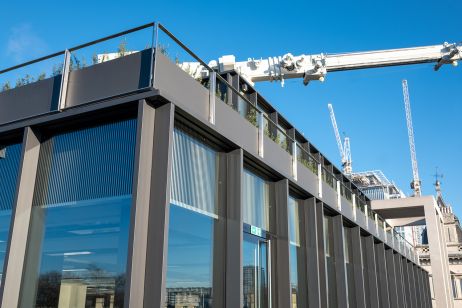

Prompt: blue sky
[{"left": 1, "top": 0, "right": 461, "bottom": 216}]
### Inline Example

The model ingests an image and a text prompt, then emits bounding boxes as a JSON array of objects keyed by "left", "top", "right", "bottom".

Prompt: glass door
[{"left": 243, "top": 232, "right": 269, "bottom": 308}]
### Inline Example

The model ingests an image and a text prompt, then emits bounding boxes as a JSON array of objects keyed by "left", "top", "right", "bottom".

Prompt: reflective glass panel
[
  {"left": 165, "top": 128, "right": 219, "bottom": 308},
  {"left": 20, "top": 119, "right": 136, "bottom": 308},
  {"left": 288, "top": 197, "right": 308, "bottom": 307},
  {"left": 243, "top": 170, "right": 270, "bottom": 231},
  {"left": 243, "top": 233, "right": 269, "bottom": 308},
  {"left": 0, "top": 142, "right": 22, "bottom": 285}
]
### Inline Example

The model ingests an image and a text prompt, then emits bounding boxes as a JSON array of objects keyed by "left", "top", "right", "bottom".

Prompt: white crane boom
[
  {"left": 327, "top": 103, "right": 352, "bottom": 175},
  {"left": 402, "top": 79, "right": 421, "bottom": 196},
  {"left": 205, "top": 41, "right": 461, "bottom": 85}
]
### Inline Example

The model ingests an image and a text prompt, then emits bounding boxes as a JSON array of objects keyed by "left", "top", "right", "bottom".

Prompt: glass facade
[
  {"left": 243, "top": 170, "right": 270, "bottom": 308},
  {"left": 324, "top": 214, "right": 337, "bottom": 308},
  {"left": 343, "top": 226, "right": 356, "bottom": 307},
  {"left": 243, "top": 233, "right": 269, "bottom": 308},
  {"left": 165, "top": 128, "right": 219, "bottom": 308},
  {"left": 0, "top": 142, "right": 22, "bottom": 286},
  {"left": 243, "top": 170, "right": 270, "bottom": 231},
  {"left": 20, "top": 119, "right": 137, "bottom": 308},
  {"left": 288, "top": 197, "right": 307, "bottom": 307}
]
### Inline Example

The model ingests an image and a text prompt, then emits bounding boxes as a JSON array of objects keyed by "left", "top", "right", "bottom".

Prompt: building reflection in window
[
  {"left": 165, "top": 128, "right": 219, "bottom": 308},
  {"left": 288, "top": 197, "right": 308, "bottom": 307},
  {"left": 20, "top": 118, "right": 137, "bottom": 308},
  {"left": 0, "top": 142, "right": 22, "bottom": 286}
]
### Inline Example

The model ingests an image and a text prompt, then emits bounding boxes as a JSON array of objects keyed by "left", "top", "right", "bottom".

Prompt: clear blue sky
[{"left": 1, "top": 0, "right": 461, "bottom": 216}]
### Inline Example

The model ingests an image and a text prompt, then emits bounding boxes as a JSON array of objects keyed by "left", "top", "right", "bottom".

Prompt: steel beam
[
  {"left": 333, "top": 215, "right": 348, "bottom": 308},
  {"left": 351, "top": 227, "right": 366, "bottom": 308},
  {"left": 0, "top": 127, "right": 41, "bottom": 308},
  {"left": 225, "top": 149, "right": 244, "bottom": 307},
  {"left": 302, "top": 197, "right": 321, "bottom": 308},
  {"left": 375, "top": 243, "right": 390, "bottom": 308},
  {"left": 137, "top": 102, "right": 175, "bottom": 308},
  {"left": 271, "top": 179, "right": 292, "bottom": 307}
]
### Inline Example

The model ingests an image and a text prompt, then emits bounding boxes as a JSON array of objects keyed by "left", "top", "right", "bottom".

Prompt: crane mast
[
  {"left": 402, "top": 80, "right": 421, "bottom": 196},
  {"left": 328, "top": 103, "right": 352, "bottom": 175}
]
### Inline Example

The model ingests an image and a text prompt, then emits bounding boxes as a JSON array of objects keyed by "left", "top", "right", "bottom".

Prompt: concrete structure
[{"left": 0, "top": 22, "right": 431, "bottom": 307}]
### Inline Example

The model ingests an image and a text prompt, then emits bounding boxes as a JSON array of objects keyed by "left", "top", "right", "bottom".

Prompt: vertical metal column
[
  {"left": 302, "top": 197, "right": 321, "bottom": 308},
  {"left": 393, "top": 253, "right": 406, "bottom": 307},
  {"left": 408, "top": 261, "right": 418, "bottom": 308},
  {"left": 375, "top": 243, "right": 390, "bottom": 308},
  {"left": 0, "top": 127, "right": 41, "bottom": 308},
  {"left": 423, "top": 270, "right": 432, "bottom": 308},
  {"left": 225, "top": 149, "right": 244, "bottom": 307},
  {"left": 333, "top": 215, "right": 348, "bottom": 308},
  {"left": 425, "top": 203, "right": 452, "bottom": 308},
  {"left": 271, "top": 179, "right": 292, "bottom": 307},
  {"left": 414, "top": 264, "right": 423, "bottom": 308},
  {"left": 364, "top": 235, "right": 380, "bottom": 308},
  {"left": 385, "top": 248, "right": 398, "bottom": 308},
  {"left": 351, "top": 227, "right": 366, "bottom": 308},
  {"left": 402, "top": 259, "right": 412, "bottom": 308},
  {"left": 135, "top": 102, "right": 175, "bottom": 308},
  {"left": 124, "top": 101, "right": 172, "bottom": 307},
  {"left": 316, "top": 201, "right": 328, "bottom": 307}
]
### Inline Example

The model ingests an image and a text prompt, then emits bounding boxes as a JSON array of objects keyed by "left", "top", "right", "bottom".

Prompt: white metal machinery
[
  {"left": 193, "top": 41, "right": 462, "bottom": 85},
  {"left": 327, "top": 103, "right": 352, "bottom": 175},
  {"left": 402, "top": 80, "right": 421, "bottom": 196}
]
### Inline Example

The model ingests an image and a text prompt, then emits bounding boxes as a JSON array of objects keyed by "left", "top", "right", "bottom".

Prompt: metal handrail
[
  {"left": 295, "top": 142, "right": 320, "bottom": 165},
  {"left": 69, "top": 22, "right": 155, "bottom": 52},
  {"left": 0, "top": 22, "right": 155, "bottom": 75}
]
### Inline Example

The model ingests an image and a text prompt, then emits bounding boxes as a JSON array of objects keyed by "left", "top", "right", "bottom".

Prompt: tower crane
[
  {"left": 184, "top": 41, "right": 461, "bottom": 85},
  {"left": 402, "top": 79, "right": 421, "bottom": 196},
  {"left": 327, "top": 103, "right": 352, "bottom": 175}
]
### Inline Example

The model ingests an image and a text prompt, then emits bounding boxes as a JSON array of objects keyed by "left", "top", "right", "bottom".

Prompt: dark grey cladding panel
[
  {"left": 153, "top": 52, "right": 209, "bottom": 119},
  {"left": 322, "top": 184, "right": 338, "bottom": 211},
  {"left": 0, "top": 76, "right": 61, "bottom": 125},
  {"left": 296, "top": 161, "right": 319, "bottom": 196},
  {"left": 262, "top": 135, "right": 291, "bottom": 176},
  {"left": 214, "top": 100, "right": 258, "bottom": 153},
  {"left": 66, "top": 49, "right": 152, "bottom": 108}
]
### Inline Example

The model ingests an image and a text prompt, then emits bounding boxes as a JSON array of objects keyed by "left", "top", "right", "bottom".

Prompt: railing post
[
  {"left": 352, "top": 193, "right": 357, "bottom": 221},
  {"left": 337, "top": 180, "right": 341, "bottom": 210},
  {"left": 292, "top": 141, "right": 297, "bottom": 180},
  {"left": 258, "top": 112, "right": 264, "bottom": 157},
  {"left": 365, "top": 204, "right": 369, "bottom": 228},
  {"left": 58, "top": 49, "right": 71, "bottom": 111},
  {"left": 209, "top": 71, "right": 216, "bottom": 125},
  {"left": 318, "top": 164, "right": 323, "bottom": 198},
  {"left": 374, "top": 213, "right": 379, "bottom": 234}
]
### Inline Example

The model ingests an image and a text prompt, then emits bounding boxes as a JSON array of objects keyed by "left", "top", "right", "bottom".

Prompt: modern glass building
[{"left": 0, "top": 22, "right": 432, "bottom": 307}]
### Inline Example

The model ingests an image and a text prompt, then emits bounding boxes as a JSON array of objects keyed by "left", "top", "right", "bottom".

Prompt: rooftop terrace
[{"left": 0, "top": 22, "right": 417, "bottom": 259}]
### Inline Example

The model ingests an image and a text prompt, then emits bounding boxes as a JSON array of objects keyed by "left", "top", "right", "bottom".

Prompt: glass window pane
[
  {"left": 165, "top": 128, "right": 218, "bottom": 308},
  {"left": 170, "top": 129, "right": 218, "bottom": 217},
  {"left": 20, "top": 119, "right": 137, "bottom": 308},
  {"left": 243, "top": 170, "right": 270, "bottom": 231},
  {"left": 288, "top": 197, "right": 307, "bottom": 308},
  {"left": 0, "top": 142, "right": 22, "bottom": 285}
]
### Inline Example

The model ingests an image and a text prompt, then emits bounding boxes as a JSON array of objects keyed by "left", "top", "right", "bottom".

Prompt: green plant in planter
[
  {"left": 37, "top": 72, "right": 46, "bottom": 81},
  {"left": 1, "top": 81, "right": 11, "bottom": 92},
  {"left": 245, "top": 108, "right": 258, "bottom": 127},
  {"left": 118, "top": 39, "right": 127, "bottom": 57}
]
